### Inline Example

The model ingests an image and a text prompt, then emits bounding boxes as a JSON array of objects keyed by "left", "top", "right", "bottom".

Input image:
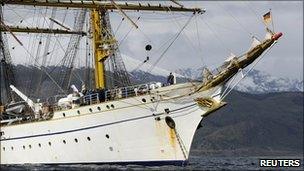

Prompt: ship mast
[
  {"left": 0, "top": 6, "right": 16, "bottom": 104},
  {"left": 91, "top": 9, "right": 115, "bottom": 89},
  {"left": 0, "top": 0, "right": 203, "bottom": 90}
]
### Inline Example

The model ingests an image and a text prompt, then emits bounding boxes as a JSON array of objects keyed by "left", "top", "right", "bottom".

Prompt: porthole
[
  {"left": 142, "top": 98, "right": 146, "bottom": 102},
  {"left": 109, "top": 147, "right": 113, "bottom": 151},
  {"left": 155, "top": 117, "right": 161, "bottom": 121},
  {"left": 165, "top": 116, "right": 176, "bottom": 129},
  {"left": 38, "top": 143, "right": 41, "bottom": 147},
  {"left": 97, "top": 107, "right": 101, "bottom": 111},
  {"left": 89, "top": 108, "right": 93, "bottom": 112},
  {"left": 48, "top": 142, "right": 51, "bottom": 146},
  {"left": 63, "top": 140, "right": 66, "bottom": 144},
  {"left": 111, "top": 104, "right": 115, "bottom": 108},
  {"left": 23, "top": 145, "right": 25, "bottom": 150},
  {"left": 11, "top": 146, "right": 14, "bottom": 150},
  {"left": 106, "top": 105, "right": 110, "bottom": 109},
  {"left": 2, "top": 147, "right": 5, "bottom": 151},
  {"left": 106, "top": 134, "right": 110, "bottom": 139},
  {"left": 74, "top": 138, "right": 78, "bottom": 143},
  {"left": 29, "top": 145, "right": 32, "bottom": 149},
  {"left": 63, "top": 113, "right": 66, "bottom": 117},
  {"left": 77, "top": 110, "right": 80, "bottom": 114},
  {"left": 87, "top": 137, "right": 91, "bottom": 141}
]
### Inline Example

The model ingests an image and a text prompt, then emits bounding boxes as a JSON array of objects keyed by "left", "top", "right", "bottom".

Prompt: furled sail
[{"left": 249, "top": 36, "right": 261, "bottom": 50}]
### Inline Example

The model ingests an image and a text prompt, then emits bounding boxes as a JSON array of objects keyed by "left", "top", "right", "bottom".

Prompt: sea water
[{"left": 1, "top": 156, "right": 303, "bottom": 170}]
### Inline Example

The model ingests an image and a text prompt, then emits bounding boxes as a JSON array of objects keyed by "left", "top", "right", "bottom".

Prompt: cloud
[
  {"left": 114, "top": 1, "right": 303, "bottom": 80},
  {"left": 2, "top": 1, "right": 303, "bottom": 80}
]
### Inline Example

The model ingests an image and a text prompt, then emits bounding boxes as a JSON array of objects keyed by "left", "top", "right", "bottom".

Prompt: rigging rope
[
  {"left": 118, "top": 16, "right": 141, "bottom": 47},
  {"left": 216, "top": 2, "right": 253, "bottom": 37},
  {"left": 5, "top": 6, "right": 32, "bottom": 26},
  {"left": 137, "top": 26, "right": 154, "bottom": 45},
  {"left": 220, "top": 41, "right": 277, "bottom": 101},
  {"left": 198, "top": 16, "right": 233, "bottom": 54},
  {"left": 161, "top": 14, "right": 206, "bottom": 82},
  {"left": 245, "top": 1, "right": 266, "bottom": 28},
  {"left": 71, "top": 69, "right": 84, "bottom": 85},
  {"left": 141, "top": 14, "right": 194, "bottom": 82},
  {"left": 28, "top": 8, "right": 48, "bottom": 96},
  {"left": 85, "top": 16, "right": 93, "bottom": 89},
  {"left": 195, "top": 14, "right": 205, "bottom": 66},
  {"left": 35, "top": 8, "right": 57, "bottom": 96},
  {"left": 221, "top": 71, "right": 238, "bottom": 98},
  {"left": 16, "top": 29, "right": 67, "bottom": 95},
  {"left": 114, "top": 17, "right": 125, "bottom": 35},
  {"left": 169, "top": 10, "right": 204, "bottom": 63},
  {"left": 34, "top": 9, "right": 86, "bottom": 87}
]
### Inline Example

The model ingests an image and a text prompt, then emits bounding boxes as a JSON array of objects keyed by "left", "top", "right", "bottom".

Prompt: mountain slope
[{"left": 191, "top": 90, "right": 303, "bottom": 156}]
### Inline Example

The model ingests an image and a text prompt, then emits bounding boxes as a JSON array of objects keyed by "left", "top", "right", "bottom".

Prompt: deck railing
[
  {"left": 83, "top": 93, "right": 100, "bottom": 104},
  {"left": 81, "top": 82, "right": 163, "bottom": 104},
  {"left": 104, "top": 82, "right": 162, "bottom": 101}
]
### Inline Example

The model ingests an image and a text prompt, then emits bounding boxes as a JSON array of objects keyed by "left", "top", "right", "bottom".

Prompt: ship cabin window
[
  {"left": 48, "top": 142, "right": 51, "bottom": 146},
  {"left": 29, "top": 145, "right": 32, "bottom": 149},
  {"left": 23, "top": 145, "right": 25, "bottom": 150},
  {"left": 97, "top": 106, "right": 101, "bottom": 111},
  {"left": 74, "top": 138, "right": 78, "bottom": 143},
  {"left": 2, "top": 147, "right": 5, "bottom": 151},
  {"left": 77, "top": 110, "right": 80, "bottom": 114},
  {"left": 38, "top": 143, "right": 41, "bottom": 147},
  {"left": 106, "top": 105, "right": 110, "bottom": 109},
  {"left": 63, "top": 140, "right": 66, "bottom": 144},
  {"left": 63, "top": 113, "right": 66, "bottom": 117},
  {"left": 11, "top": 146, "right": 14, "bottom": 150},
  {"left": 142, "top": 98, "right": 146, "bottom": 103},
  {"left": 106, "top": 134, "right": 110, "bottom": 139},
  {"left": 87, "top": 137, "right": 91, "bottom": 141},
  {"left": 111, "top": 104, "right": 115, "bottom": 108},
  {"left": 89, "top": 108, "right": 93, "bottom": 112}
]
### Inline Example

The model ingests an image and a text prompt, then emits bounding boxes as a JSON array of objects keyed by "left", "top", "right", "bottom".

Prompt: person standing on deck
[{"left": 167, "top": 72, "right": 174, "bottom": 85}]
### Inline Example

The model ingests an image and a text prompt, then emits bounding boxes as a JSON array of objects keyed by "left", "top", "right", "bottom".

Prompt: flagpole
[{"left": 270, "top": 9, "right": 275, "bottom": 32}]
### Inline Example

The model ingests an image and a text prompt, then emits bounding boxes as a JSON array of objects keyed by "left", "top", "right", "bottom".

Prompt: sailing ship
[{"left": 0, "top": 1, "right": 282, "bottom": 166}]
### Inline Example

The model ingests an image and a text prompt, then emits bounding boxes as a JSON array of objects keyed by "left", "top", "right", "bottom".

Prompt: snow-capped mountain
[
  {"left": 235, "top": 69, "right": 303, "bottom": 93},
  {"left": 122, "top": 54, "right": 303, "bottom": 94},
  {"left": 175, "top": 67, "right": 303, "bottom": 94},
  {"left": 175, "top": 68, "right": 204, "bottom": 80}
]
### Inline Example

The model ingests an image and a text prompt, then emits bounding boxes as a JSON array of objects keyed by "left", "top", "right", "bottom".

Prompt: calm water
[{"left": 1, "top": 156, "right": 303, "bottom": 170}]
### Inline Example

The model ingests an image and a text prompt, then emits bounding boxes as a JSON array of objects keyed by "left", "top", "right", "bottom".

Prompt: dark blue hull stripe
[
  {"left": 1, "top": 103, "right": 197, "bottom": 141},
  {"left": 1, "top": 160, "right": 188, "bottom": 167}
]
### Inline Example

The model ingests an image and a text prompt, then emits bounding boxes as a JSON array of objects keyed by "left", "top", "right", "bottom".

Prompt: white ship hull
[{"left": 0, "top": 83, "right": 223, "bottom": 165}]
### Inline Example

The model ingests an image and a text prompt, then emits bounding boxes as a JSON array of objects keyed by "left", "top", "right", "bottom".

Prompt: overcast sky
[
  {"left": 112, "top": 1, "right": 303, "bottom": 80},
  {"left": 3, "top": 1, "right": 303, "bottom": 80}
]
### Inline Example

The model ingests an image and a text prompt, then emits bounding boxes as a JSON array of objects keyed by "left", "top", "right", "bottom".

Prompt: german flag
[{"left": 263, "top": 11, "right": 271, "bottom": 25}]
